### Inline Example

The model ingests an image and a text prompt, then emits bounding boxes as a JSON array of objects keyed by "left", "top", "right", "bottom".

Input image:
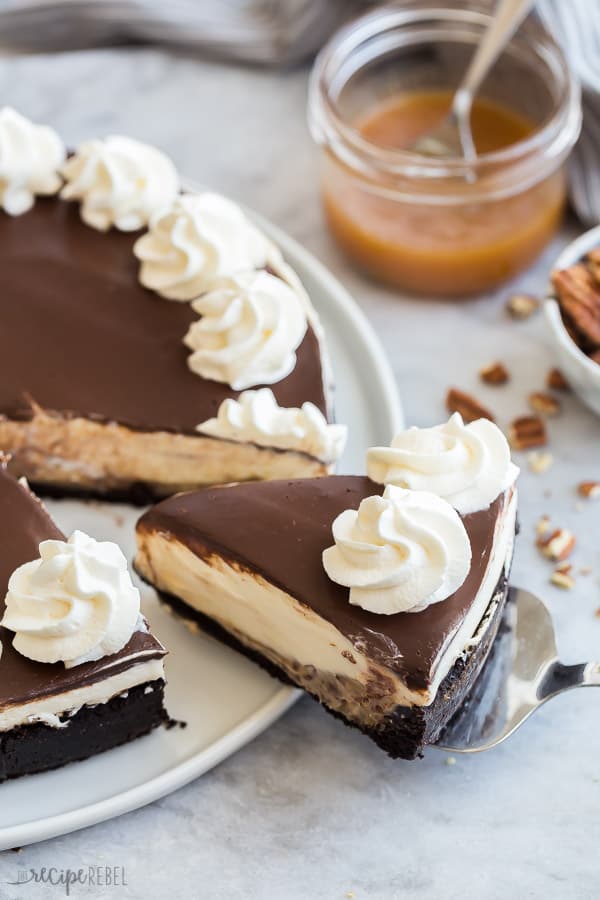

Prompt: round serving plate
[{"left": 0, "top": 198, "right": 403, "bottom": 850}]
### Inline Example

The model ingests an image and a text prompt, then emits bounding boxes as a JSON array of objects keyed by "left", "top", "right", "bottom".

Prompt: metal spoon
[
  {"left": 411, "top": 0, "right": 536, "bottom": 161},
  {"left": 437, "top": 587, "right": 600, "bottom": 753}
]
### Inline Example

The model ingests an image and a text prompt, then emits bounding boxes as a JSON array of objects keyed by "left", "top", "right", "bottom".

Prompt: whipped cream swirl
[
  {"left": 322, "top": 485, "right": 471, "bottom": 615},
  {"left": 0, "top": 107, "right": 65, "bottom": 215},
  {"left": 184, "top": 270, "right": 308, "bottom": 390},
  {"left": 134, "top": 192, "right": 279, "bottom": 300},
  {"left": 367, "top": 413, "right": 519, "bottom": 515},
  {"left": 197, "top": 388, "right": 346, "bottom": 464},
  {"left": 1, "top": 530, "right": 141, "bottom": 668},
  {"left": 61, "top": 135, "right": 179, "bottom": 232}
]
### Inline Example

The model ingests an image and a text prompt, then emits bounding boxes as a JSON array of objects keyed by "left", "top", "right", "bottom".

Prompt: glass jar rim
[{"left": 309, "top": 2, "right": 581, "bottom": 191}]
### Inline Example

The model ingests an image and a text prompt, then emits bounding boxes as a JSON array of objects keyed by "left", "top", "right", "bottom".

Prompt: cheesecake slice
[
  {"left": 0, "top": 111, "right": 335, "bottom": 501},
  {"left": 135, "top": 475, "right": 517, "bottom": 759},
  {"left": 0, "top": 462, "right": 168, "bottom": 781}
]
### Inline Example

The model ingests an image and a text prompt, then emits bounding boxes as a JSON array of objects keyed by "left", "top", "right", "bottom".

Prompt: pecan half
[
  {"left": 546, "top": 368, "right": 570, "bottom": 392},
  {"left": 506, "top": 293, "right": 540, "bottom": 319},
  {"left": 552, "top": 263, "right": 600, "bottom": 347},
  {"left": 528, "top": 391, "right": 561, "bottom": 416},
  {"left": 446, "top": 388, "right": 495, "bottom": 423},
  {"left": 479, "top": 361, "right": 509, "bottom": 385},
  {"left": 508, "top": 415, "right": 547, "bottom": 450}
]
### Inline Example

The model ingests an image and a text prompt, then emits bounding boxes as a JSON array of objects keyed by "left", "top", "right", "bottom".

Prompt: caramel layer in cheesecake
[
  {"left": 0, "top": 466, "right": 166, "bottom": 713},
  {"left": 0, "top": 197, "right": 327, "bottom": 436},
  {"left": 136, "top": 477, "right": 510, "bottom": 693}
]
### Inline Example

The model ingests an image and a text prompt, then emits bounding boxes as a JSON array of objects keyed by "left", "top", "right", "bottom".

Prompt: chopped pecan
[
  {"left": 508, "top": 415, "right": 547, "bottom": 450},
  {"left": 528, "top": 451, "right": 553, "bottom": 473},
  {"left": 446, "top": 388, "right": 495, "bottom": 423},
  {"left": 578, "top": 481, "right": 600, "bottom": 499},
  {"left": 479, "top": 361, "right": 509, "bottom": 385},
  {"left": 538, "top": 528, "right": 576, "bottom": 562},
  {"left": 546, "top": 368, "right": 570, "bottom": 392},
  {"left": 550, "top": 565, "right": 575, "bottom": 590},
  {"left": 552, "top": 263, "right": 600, "bottom": 347},
  {"left": 528, "top": 391, "right": 561, "bottom": 416},
  {"left": 536, "top": 515, "right": 551, "bottom": 538},
  {"left": 506, "top": 293, "right": 540, "bottom": 319}
]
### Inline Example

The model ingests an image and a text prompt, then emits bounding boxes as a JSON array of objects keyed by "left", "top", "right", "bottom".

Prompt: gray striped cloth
[
  {"left": 537, "top": 0, "right": 600, "bottom": 226},
  {"left": 0, "top": 0, "right": 598, "bottom": 223}
]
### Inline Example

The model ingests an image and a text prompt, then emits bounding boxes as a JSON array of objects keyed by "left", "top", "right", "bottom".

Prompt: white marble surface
[{"left": 0, "top": 47, "right": 599, "bottom": 900}]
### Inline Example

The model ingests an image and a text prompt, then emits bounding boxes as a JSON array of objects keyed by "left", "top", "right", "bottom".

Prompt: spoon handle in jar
[{"left": 458, "top": 0, "right": 536, "bottom": 103}]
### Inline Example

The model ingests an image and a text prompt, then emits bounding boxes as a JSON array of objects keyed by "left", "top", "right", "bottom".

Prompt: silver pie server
[
  {"left": 436, "top": 587, "right": 600, "bottom": 753},
  {"left": 410, "top": 0, "right": 535, "bottom": 161}
]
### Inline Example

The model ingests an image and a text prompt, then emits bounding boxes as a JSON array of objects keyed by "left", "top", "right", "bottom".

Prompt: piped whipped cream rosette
[
  {"left": 0, "top": 107, "right": 65, "bottom": 216},
  {"left": 184, "top": 270, "right": 308, "bottom": 390},
  {"left": 367, "top": 413, "right": 519, "bottom": 515},
  {"left": 134, "top": 192, "right": 281, "bottom": 301},
  {"left": 323, "top": 485, "right": 472, "bottom": 615},
  {"left": 197, "top": 388, "right": 347, "bottom": 465},
  {"left": 1, "top": 530, "right": 142, "bottom": 668},
  {"left": 61, "top": 135, "right": 179, "bottom": 232}
]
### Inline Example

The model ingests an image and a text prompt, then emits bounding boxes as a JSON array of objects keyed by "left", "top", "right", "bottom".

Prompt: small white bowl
[{"left": 544, "top": 224, "right": 600, "bottom": 416}]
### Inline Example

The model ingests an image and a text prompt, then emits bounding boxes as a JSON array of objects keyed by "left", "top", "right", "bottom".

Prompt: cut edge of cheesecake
[
  {"left": 134, "top": 476, "right": 517, "bottom": 758},
  {"left": 0, "top": 411, "right": 331, "bottom": 503},
  {"left": 0, "top": 194, "right": 336, "bottom": 501}
]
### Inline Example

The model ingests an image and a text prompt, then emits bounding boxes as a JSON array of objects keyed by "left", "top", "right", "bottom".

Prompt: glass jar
[{"left": 308, "top": 1, "right": 581, "bottom": 297}]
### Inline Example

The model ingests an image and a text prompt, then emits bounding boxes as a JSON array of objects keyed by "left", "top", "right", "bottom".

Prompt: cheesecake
[
  {"left": 135, "top": 415, "right": 519, "bottom": 759},
  {"left": 0, "top": 461, "right": 168, "bottom": 781},
  {"left": 0, "top": 109, "right": 339, "bottom": 501}
]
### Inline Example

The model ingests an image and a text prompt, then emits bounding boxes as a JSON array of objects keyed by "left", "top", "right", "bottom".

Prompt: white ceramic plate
[{"left": 0, "top": 206, "right": 403, "bottom": 851}]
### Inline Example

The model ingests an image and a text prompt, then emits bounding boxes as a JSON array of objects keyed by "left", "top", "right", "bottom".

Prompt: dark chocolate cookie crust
[
  {"left": 0, "top": 679, "right": 168, "bottom": 783},
  {"left": 148, "top": 576, "right": 509, "bottom": 761}
]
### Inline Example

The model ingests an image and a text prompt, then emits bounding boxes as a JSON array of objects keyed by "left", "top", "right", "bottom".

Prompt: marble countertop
[{"left": 0, "top": 46, "right": 599, "bottom": 900}]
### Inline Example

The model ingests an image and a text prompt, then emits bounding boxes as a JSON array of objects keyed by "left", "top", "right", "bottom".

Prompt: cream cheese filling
[
  {"left": 0, "top": 410, "right": 328, "bottom": 495},
  {"left": 135, "top": 490, "right": 516, "bottom": 710},
  {"left": 0, "top": 658, "right": 165, "bottom": 731}
]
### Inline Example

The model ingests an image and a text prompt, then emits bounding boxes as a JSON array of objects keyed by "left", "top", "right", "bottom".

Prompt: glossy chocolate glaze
[
  {"left": 0, "top": 197, "right": 327, "bottom": 435},
  {"left": 137, "top": 476, "right": 505, "bottom": 690},
  {"left": 0, "top": 464, "right": 165, "bottom": 710}
]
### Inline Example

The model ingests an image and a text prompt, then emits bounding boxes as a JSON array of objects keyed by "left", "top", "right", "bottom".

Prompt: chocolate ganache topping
[
  {"left": 0, "top": 197, "right": 327, "bottom": 436},
  {"left": 137, "top": 476, "right": 507, "bottom": 691},
  {"left": 0, "top": 464, "right": 165, "bottom": 710}
]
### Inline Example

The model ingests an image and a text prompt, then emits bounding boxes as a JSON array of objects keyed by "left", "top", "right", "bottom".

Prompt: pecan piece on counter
[
  {"left": 505, "top": 293, "right": 540, "bottom": 319},
  {"left": 538, "top": 528, "right": 576, "bottom": 562},
  {"left": 578, "top": 481, "right": 600, "bottom": 500},
  {"left": 550, "top": 565, "right": 575, "bottom": 590},
  {"left": 546, "top": 368, "right": 570, "bottom": 392},
  {"left": 528, "top": 391, "right": 561, "bottom": 417},
  {"left": 508, "top": 415, "right": 547, "bottom": 450},
  {"left": 446, "top": 388, "right": 495, "bottom": 423},
  {"left": 479, "top": 361, "right": 509, "bottom": 385}
]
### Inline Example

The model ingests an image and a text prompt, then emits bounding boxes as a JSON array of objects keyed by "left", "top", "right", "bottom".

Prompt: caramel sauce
[{"left": 322, "top": 91, "right": 566, "bottom": 295}]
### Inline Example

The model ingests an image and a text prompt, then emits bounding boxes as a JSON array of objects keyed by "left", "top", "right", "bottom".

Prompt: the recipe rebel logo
[{"left": 5, "top": 865, "right": 127, "bottom": 896}]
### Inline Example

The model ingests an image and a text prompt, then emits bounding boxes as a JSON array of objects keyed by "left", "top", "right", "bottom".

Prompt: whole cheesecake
[
  {"left": 135, "top": 415, "right": 519, "bottom": 759},
  {"left": 0, "top": 109, "right": 342, "bottom": 500}
]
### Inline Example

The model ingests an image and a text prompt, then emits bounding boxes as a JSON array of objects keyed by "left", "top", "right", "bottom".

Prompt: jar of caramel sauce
[{"left": 309, "top": 3, "right": 581, "bottom": 297}]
